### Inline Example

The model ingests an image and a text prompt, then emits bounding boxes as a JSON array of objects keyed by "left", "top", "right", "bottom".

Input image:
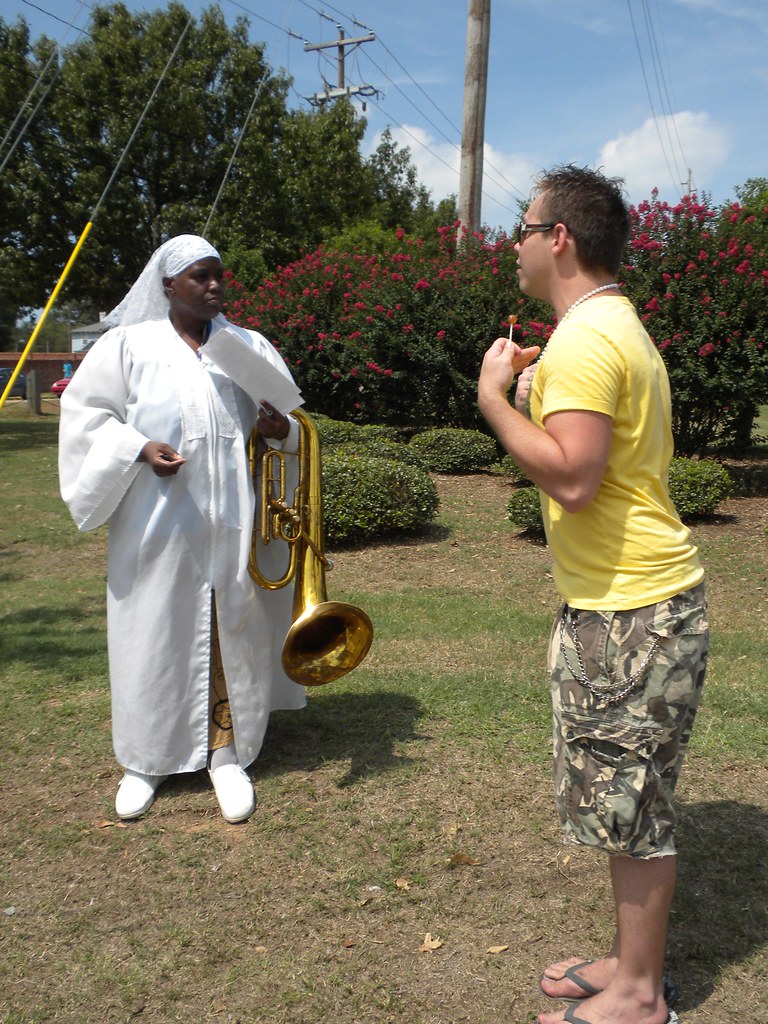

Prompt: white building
[{"left": 71, "top": 318, "right": 108, "bottom": 353}]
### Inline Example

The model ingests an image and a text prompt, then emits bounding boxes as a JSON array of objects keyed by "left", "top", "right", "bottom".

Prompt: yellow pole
[{"left": 0, "top": 221, "right": 93, "bottom": 413}]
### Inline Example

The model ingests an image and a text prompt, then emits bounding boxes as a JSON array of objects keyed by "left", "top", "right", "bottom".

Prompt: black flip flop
[{"left": 541, "top": 960, "right": 679, "bottom": 1008}]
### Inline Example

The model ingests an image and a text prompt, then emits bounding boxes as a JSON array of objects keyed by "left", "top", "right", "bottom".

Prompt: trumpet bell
[{"left": 282, "top": 600, "right": 374, "bottom": 687}]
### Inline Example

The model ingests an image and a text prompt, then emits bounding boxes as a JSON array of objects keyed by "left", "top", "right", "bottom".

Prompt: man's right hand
[{"left": 478, "top": 338, "right": 540, "bottom": 407}]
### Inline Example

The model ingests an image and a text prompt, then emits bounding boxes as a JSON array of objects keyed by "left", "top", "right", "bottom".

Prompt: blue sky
[{"left": 8, "top": 0, "right": 768, "bottom": 233}]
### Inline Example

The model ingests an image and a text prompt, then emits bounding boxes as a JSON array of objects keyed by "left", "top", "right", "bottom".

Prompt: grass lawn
[{"left": 1, "top": 401, "right": 767, "bottom": 1024}]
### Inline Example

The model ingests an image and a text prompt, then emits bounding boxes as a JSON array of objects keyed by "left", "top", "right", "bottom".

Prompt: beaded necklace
[
  {"left": 529, "top": 283, "right": 620, "bottom": 376},
  {"left": 558, "top": 282, "right": 619, "bottom": 324}
]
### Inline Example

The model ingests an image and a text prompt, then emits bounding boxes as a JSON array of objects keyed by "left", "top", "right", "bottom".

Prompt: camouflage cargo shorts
[{"left": 549, "top": 583, "right": 708, "bottom": 858}]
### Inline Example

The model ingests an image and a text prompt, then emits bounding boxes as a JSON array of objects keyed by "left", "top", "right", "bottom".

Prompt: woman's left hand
[{"left": 257, "top": 400, "right": 290, "bottom": 440}]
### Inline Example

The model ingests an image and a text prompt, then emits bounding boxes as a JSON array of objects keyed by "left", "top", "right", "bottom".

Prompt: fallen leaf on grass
[
  {"left": 94, "top": 819, "right": 128, "bottom": 829},
  {"left": 445, "top": 853, "right": 485, "bottom": 867},
  {"left": 419, "top": 933, "right": 444, "bottom": 952},
  {"left": 487, "top": 944, "right": 509, "bottom": 954},
  {"left": 342, "top": 936, "right": 358, "bottom": 948},
  {"left": 395, "top": 877, "right": 412, "bottom": 890}
]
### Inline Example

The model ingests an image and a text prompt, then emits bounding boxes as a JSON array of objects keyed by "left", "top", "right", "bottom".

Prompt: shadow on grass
[
  {"left": 329, "top": 522, "right": 451, "bottom": 552},
  {"left": 1, "top": 601, "right": 105, "bottom": 669},
  {"left": 670, "top": 798, "right": 768, "bottom": 1011},
  {"left": 256, "top": 690, "right": 426, "bottom": 787},
  {"left": 0, "top": 417, "right": 60, "bottom": 450}
]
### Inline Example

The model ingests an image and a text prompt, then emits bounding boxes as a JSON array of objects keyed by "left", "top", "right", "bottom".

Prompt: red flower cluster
[{"left": 623, "top": 190, "right": 768, "bottom": 452}]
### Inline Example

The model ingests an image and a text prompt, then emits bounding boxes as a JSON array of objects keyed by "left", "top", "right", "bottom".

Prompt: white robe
[{"left": 59, "top": 314, "right": 306, "bottom": 775}]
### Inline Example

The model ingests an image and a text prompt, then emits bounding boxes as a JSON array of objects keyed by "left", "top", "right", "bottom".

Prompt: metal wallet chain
[{"left": 559, "top": 607, "right": 661, "bottom": 706}]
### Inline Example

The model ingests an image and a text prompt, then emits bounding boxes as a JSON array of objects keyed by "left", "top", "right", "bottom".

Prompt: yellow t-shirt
[{"left": 529, "top": 295, "right": 703, "bottom": 609}]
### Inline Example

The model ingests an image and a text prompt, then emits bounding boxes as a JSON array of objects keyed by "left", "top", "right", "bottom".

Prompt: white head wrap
[{"left": 104, "top": 234, "right": 221, "bottom": 328}]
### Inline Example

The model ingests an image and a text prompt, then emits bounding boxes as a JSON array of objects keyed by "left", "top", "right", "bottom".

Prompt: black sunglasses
[{"left": 514, "top": 222, "right": 557, "bottom": 244}]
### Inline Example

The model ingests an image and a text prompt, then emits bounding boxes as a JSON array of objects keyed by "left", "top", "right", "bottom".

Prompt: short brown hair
[{"left": 533, "top": 164, "right": 630, "bottom": 277}]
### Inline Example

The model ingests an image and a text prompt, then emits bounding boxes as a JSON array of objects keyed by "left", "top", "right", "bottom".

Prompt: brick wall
[{"left": 0, "top": 352, "right": 86, "bottom": 393}]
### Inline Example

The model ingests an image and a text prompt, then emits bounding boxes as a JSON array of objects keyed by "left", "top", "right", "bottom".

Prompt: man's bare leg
[{"left": 537, "top": 854, "right": 676, "bottom": 1024}]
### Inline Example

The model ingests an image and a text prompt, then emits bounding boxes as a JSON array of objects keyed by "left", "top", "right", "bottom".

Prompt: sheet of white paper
[{"left": 204, "top": 326, "right": 303, "bottom": 415}]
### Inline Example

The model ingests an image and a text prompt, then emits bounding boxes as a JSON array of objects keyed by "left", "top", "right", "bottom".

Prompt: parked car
[
  {"left": 51, "top": 378, "right": 72, "bottom": 396},
  {"left": 0, "top": 367, "right": 27, "bottom": 399}
]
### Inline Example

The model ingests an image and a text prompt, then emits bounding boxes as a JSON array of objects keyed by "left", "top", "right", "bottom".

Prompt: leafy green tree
[
  {"left": 46, "top": 2, "right": 287, "bottom": 313},
  {"left": 0, "top": 17, "right": 66, "bottom": 341},
  {"left": 364, "top": 127, "right": 434, "bottom": 230},
  {"left": 213, "top": 104, "right": 448, "bottom": 285},
  {"left": 735, "top": 177, "right": 768, "bottom": 211},
  {"left": 213, "top": 98, "right": 370, "bottom": 281},
  {"left": 13, "top": 308, "right": 77, "bottom": 352}
]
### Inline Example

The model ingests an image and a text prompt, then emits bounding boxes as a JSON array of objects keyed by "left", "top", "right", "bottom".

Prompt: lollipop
[{"left": 506, "top": 314, "right": 518, "bottom": 341}]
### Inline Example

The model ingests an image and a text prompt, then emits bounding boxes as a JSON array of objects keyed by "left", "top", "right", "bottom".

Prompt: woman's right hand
[{"left": 138, "top": 441, "right": 186, "bottom": 476}]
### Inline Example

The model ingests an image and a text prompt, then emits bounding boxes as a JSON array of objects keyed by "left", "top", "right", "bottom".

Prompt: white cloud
[
  {"left": 599, "top": 112, "right": 731, "bottom": 203},
  {"left": 367, "top": 125, "right": 535, "bottom": 231}
]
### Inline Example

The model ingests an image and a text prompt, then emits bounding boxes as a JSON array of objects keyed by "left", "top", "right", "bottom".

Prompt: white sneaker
[
  {"left": 209, "top": 763, "right": 255, "bottom": 823},
  {"left": 115, "top": 770, "right": 168, "bottom": 820}
]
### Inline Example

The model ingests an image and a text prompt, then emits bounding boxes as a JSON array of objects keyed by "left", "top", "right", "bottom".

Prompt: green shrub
[
  {"left": 312, "top": 415, "right": 360, "bottom": 447},
  {"left": 313, "top": 416, "right": 407, "bottom": 454},
  {"left": 409, "top": 428, "right": 498, "bottom": 473},
  {"left": 330, "top": 439, "right": 427, "bottom": 468},
  {"left": 491, "top": 453, "right": 530, "bottom": 483},
  {"left": 668, "top": 457, "right": 733, "bottom": 519},
  {"left": 314, "top": 415, "right": 424, "bottom": 466},
  {"left": 359, "top": 423, "right": 405, "bottom": 443},
  {"left": 506, "top": 487, "right": 545, "bottom": 535},
  {"left": 322, "top": 451, "right": 439, "bottom": 544}
]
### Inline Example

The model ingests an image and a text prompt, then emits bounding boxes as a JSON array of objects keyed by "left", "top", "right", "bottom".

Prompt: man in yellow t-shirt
[{"left": 478, "top": 165, "right": 707, "bottom": 1024}]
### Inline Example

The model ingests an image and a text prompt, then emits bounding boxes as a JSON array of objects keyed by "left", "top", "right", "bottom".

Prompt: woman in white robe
[{"left": 59, "top": 235, "right": 305, "bottom": 822}]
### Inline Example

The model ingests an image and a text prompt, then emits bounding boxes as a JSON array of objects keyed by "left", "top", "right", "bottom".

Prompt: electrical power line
[
  {"left": 0, "top": 44, "right": 60, "bottom": 168},
  {"left": 640, "top": 0, "right": 688, "bottom": 187},
  {"left": 220, "top": 0, "right": 528, "bottom": 215},
  {"left": 19, "top": 0, "right": 94, "bottom": 39},
  {"left": 203, "top": 0, "right": 301, "bottom": 233},
  {"left": 357, "top": 39, "right": 528, "bottom": 204},
  {"left": 625, "top": 0, "right": 690, "bottom": 198}
]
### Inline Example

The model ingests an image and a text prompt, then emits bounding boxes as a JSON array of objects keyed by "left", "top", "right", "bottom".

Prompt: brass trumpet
[{"left": 248, "top": 408, "right": 373, "bottom": 686}]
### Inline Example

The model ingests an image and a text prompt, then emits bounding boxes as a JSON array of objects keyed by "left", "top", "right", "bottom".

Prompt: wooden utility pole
[
  {"left": 305, "top": 27, "right": 378, "bottom": 106},
  {"left": 458, "top": 0, "right": 491, "bottom": 237}
]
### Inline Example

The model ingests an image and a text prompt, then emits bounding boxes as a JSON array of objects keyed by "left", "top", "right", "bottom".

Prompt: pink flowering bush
[
  {"left": 622, "top": 192, "right": 768, "bottom": 454},
  {"left": 225, "top": 224, "right": 551, "bottom": 427},
  {"left": 226, "top": 193, "right": 767, "bottom": 452}
]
